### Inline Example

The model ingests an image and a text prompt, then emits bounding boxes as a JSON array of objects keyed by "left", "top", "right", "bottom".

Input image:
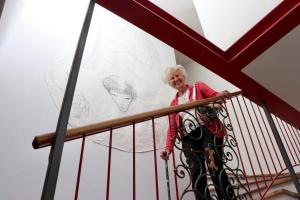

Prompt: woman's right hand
[{"left": 160, "top": 149, "right": 171, "bottom": 160}]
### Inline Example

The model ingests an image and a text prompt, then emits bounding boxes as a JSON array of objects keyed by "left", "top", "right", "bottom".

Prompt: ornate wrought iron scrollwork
[{"left": 172, "top": 100, "right": 251, "bottom": 200}]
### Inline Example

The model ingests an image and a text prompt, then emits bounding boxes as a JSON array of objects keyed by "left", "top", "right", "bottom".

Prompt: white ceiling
[
  {"left": 192, "top": 0, "right": 283, "bottom": 50},
  {"left": 150, "top": 0, "right": 201, "bottom": 66},
  {"left": 149, "top": 0, "right": 204, "bottom": 36},
  {"left": 242, "top": 25, "right": 300, "bottom": 111}
]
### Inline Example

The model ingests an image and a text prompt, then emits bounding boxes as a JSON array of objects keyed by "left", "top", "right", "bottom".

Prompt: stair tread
[{"left": 264, "top": 189, "right": 300, "bottom": 199}]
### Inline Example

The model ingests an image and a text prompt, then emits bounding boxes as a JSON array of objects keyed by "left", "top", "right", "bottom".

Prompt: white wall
[
  {"left": 149, "top": 0, "right": 204, "bottom": 35},
  {"left": 0, "top": 0, "right": 89, "bottom": 199},
  {"left": 192, "top": 0, "right": 283, "bottom": 50},
  {"left": 0, "top": 0, "right": 177, "bottom": 199},
  {"left": 185, "top": 61, "right": 239, "bottom": 92}
]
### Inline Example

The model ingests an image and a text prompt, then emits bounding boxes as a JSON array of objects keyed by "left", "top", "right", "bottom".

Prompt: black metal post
[
  {"left": 0, "top": 0, "right": 6, "bottom": 19},
  {"left": 41, "top": 1, "right": 95, "bottom": 199},
  {"left": 262, "top": 103, "right": 300, "bottom": 194}
]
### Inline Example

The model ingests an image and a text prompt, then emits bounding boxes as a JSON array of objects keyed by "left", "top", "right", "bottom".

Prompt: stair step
[
  {"left": 264, "top": 189, "right": 300, "bottom": 199},
  {"left": 239, "top": 174, "right": 300, "bottom": 198}
]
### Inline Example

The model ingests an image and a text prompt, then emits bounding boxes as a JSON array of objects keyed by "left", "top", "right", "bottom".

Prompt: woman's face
[{"left": 169, "top": 71, "right": 186, "bottom": 90}]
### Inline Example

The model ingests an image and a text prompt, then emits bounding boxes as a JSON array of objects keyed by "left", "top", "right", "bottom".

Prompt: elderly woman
[{"left": 160, "top": 65, "right": 235, "bottom": 200}]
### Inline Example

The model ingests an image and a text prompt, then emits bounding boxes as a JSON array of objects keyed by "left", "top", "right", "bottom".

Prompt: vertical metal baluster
[
  {"left": 171, "top": 152, "right": 179, "bottom": 200},
  {"left": 295, "top": 128, "right": 300, "bottom": 151},
  {"left": 274, "top": 116, "right": 297, "bottom": 164},
  {"left": 151, "top": 118, "right": 160, "bottom": 200},
  {"left": 106, "top": 128, "right": 113, "bottom": 200},
  {"left": 296, "top": 128, "right": 300, "bottom": 137},
  {"left": 133, "top": 123, "right": 136, "bottom": 200},
  {"left": 249, "top": 101, "right": 273, "bottom": 179},
  {"left": 229, "top": 97, "right": 254, "bottom": 194},
  {"left": 241, "top": 96, "right": 267, "bottom": 186},
  {"left": 74, "top": 136, "right": 86, "bottom": 200},
  {"left": 41, "top": 1, "right": 95, "bottom": 200},
  {"left": 224, "top": 102, "right": 251, "bottom": 193},
  {"left": 168, "top": 115, "right": 179, "bottom": 200},
  {"left": 296, "top": 128, "right": 300, "bottom": 139},
  {"left": 256, "top": 104, "right": 279, "bottom": 175},
  {"left": 281, "top": 120, "right": 300, "bottom": 163},
  {"left": 289, "top": 125, "right": 300, "bottom": 156},
  {"left": 257, "top": 104, "right": 283, "bottom": 172},
  {"left": 235, "top": 97, "right": 261, "bottom": 195},
  {"left": 261, "top": 103, "right": 300, "bottom": 194}
]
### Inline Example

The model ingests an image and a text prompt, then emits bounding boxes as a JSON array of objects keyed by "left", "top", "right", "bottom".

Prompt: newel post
[{"left": 41, "top": 1, "right": 95, "bottom": 199}]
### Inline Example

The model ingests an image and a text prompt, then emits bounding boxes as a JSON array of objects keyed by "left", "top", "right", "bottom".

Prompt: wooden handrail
[{"left": 32, "top": 91, "right": 242, "bottom": 149}]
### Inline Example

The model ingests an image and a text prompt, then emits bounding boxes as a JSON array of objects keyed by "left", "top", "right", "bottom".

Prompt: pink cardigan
[{"left": 166, "top": 82, "right": 226, "bottom": 151}]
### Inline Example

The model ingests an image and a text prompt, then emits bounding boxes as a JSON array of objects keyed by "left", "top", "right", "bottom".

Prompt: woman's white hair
[{"left": 163, "top": 65, "right": 187, "bottom": 85}]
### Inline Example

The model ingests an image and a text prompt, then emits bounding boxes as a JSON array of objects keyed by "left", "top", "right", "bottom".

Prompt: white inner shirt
[{"left": 177, "top": 87, "right": 203, "bottom": 134}]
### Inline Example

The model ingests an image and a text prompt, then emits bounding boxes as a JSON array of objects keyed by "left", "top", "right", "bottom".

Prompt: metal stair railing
[{"left": 33, "top": 91, "right": 300, "bottom": 200}]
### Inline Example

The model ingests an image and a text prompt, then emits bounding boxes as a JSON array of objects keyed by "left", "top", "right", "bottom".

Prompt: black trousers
[{"left": 182, "top": 126, "right": 235, "bottom": 200}]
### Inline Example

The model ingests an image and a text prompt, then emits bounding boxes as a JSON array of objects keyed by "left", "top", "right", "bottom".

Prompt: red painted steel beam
[
  {"left": 94, "top": 0, "right": 300, "bottom": 128},
  {"left": 226, "top": 0, "right": 300, "bottom": 67},
  {"left": 216, "top": 71, "right": 300, "bottom": 129}
]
